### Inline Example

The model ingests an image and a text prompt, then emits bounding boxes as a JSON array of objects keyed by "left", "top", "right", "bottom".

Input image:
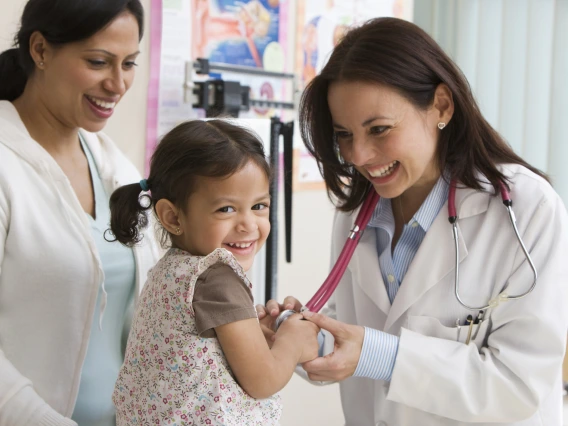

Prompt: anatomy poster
[
  {"left": 296, "top": 0, "right": 413, "bottom": 88},
  {"left": 191, "top": 0, "right": 287, "bottom": 70}
]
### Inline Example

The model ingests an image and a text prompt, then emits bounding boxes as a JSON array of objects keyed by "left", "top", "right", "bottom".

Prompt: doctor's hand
[
  {"left": 256, "top": 296, "right": 303, "bottom": 348},
  {"left": 301, "top": 311, "right": 365, "bottom": 382}
]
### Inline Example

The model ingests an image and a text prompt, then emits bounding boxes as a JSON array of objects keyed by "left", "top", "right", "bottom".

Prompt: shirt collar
[
  {"left": 368, "top": 197, "right": 394, "bottom": 232},
  {"left": 368, "top": 173, "right": 449, "bottom": 232}
]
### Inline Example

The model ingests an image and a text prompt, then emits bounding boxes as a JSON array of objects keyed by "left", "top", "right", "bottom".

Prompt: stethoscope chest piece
[{"left": 273, "top": 309, "right": 297, "bottom": 331}]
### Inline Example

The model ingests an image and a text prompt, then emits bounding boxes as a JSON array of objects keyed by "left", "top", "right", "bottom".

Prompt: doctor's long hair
[
  {"left": 300, "top": 17, "right": 548, "bottom": 212},
  {"left": 107, "top": 119, "right": 271, "bottom": 247}
]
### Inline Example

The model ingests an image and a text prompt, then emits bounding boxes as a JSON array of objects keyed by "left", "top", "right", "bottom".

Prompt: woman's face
[
  {"left": 328, "top": 80, "right": 442, "bottom": 199},
  {"left": 37, "top": 12, "right": 140, "bottom": 133}
]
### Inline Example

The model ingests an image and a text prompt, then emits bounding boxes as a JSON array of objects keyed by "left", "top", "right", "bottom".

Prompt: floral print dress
[{"left": 113, "top": 248, "right": 282, "bottom": 425}]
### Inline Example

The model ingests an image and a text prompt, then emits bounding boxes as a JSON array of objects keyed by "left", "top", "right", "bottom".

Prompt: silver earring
[{"left": 437, "top": 122, "right": 446, "bottom": 130}]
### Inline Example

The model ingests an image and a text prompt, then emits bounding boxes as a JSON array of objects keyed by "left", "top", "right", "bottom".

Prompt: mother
[{"left": 0, "top": 1, "right": 160, "bottom": 425}]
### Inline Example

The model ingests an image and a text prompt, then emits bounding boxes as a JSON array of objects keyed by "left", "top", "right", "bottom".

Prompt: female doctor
[{"left": 258, "top": 17, "right": 568, "bottom": 425}]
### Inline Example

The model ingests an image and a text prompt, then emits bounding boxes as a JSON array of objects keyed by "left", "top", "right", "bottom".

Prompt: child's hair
[{"left": 107, "top": 119, "right": 271, "bottom": 247}]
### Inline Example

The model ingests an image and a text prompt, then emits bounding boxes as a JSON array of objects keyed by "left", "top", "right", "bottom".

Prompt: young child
[{"left": 108, "top": 119, "right": 319, "bottom": 425}]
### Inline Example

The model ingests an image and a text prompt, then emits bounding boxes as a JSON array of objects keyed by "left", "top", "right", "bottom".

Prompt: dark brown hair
[
  {"left": 108, "top": 119, "right": 271, "bottom": 247},
  {"left": 299, "top": 17, "right": 548, "bottom": 212}
]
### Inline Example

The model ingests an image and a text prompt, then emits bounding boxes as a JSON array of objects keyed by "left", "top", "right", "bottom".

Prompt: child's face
[{"left": 177, "top": 160, "right": 270, "bottom": 272}]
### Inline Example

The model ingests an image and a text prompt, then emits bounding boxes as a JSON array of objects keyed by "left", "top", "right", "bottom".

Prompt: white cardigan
[{"left": 0, "top": 101, "right": 161, "bottom": 426}]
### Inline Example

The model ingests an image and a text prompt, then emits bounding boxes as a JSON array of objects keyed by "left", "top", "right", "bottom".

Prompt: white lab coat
[{"left": 315, "top": 164, "right": 568, "bottom": 426}]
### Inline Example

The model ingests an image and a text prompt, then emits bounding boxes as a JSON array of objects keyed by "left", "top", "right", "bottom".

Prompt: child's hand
[
  {"left": 276, "top": 314, "right": 320, "bottom": 363},
  {"left": 255, "top": 296, "right": 303, "bottom": 349},
  {"left": 258, "top": 314, "right": 276, "bottom": 348}
]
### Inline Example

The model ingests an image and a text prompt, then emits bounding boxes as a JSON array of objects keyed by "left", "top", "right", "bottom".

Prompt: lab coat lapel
[
  {"left": 383, "top": 186, "right": 491, "bottom": 332},
  {"left": 349, "top": 226, "right": 391, "bottom": 316}
]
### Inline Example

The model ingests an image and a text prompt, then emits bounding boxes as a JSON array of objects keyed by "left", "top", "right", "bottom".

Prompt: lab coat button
[{"left": 387, "top": 274, "right": 395, "bottom": 283}]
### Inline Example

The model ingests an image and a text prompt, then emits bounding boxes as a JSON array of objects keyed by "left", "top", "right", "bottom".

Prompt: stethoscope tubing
[
  {"left": 452, "top": 181, "right": 538, "bottom": 310},
  {"left": 301, "top": 179, "right": 538, "bottom": 314},
  {"left": 303, "top": 190, "right": 380, "bottom": 313}
]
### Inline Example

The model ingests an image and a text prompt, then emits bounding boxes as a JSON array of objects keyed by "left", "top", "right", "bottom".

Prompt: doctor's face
[{"left": 328, "top": 80, "right": 442, "bottom": 199}]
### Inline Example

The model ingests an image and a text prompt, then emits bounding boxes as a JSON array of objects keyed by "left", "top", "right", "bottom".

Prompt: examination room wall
[{"left": 0, "top": 1, "right": 344, "bottom": 424}]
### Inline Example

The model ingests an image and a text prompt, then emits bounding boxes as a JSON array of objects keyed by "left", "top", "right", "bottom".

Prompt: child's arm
[
  {"left": 215, "top": 314, "right": 319, "bottom": 399},
  {"left": 193, "top": 262, "right": 319, "bottom": 399}
]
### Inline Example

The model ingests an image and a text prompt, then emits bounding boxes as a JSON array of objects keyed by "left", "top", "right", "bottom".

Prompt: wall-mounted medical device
[{"left": 184, "top": 58, "right": 296, "bottom": 117}]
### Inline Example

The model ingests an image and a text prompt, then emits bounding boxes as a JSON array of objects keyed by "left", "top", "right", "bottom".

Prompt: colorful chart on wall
[
  {"left": 191, "top": 0, "right": 285, "bottom": 69},
  {"left": 295, "top": 0, "right": 413, "bottom": 89}
]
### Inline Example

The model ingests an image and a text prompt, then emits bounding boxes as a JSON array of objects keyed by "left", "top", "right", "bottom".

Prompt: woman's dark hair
[
  {"left": 108, "top": 119, "right": 271, "bottom": 247},
  {"left": 300, "top": 17, "right": 548, "bottom": 212},
  {"left": 0, "top": 0, "right": 144, "bottom": 102}
]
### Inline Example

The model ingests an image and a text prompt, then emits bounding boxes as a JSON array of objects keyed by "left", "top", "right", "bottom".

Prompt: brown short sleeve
[{"left": 193, "top": 262, "right": 257, "bottom": 338}]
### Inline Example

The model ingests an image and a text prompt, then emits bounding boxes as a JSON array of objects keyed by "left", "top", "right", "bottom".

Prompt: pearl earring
[
  {"left": 437, "top": 122, "right": 446, "bottom": 130},
  {"left": 175, "top": 227, "right": 181, "bottom": 234}
]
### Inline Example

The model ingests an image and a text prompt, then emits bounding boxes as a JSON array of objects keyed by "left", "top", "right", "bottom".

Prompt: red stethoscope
[{"left": 274, "top": 179, "right": 538, "bottom": 330}]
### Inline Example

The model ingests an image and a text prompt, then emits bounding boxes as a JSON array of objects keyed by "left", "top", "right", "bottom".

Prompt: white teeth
[
  {"left": 227, "top": 242, "right": 253, "bottom": 249},
  {"left": 87, "top": 95, "right": 116, "bottom": 109},
  {"left": 368, "top": 160, "right": 398, "bottom": 178}
]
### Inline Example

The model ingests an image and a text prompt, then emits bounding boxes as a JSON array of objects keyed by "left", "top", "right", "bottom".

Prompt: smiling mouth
[
  {"left": 85, "top": 95, "right": 116, "bottom": 110},
  {"left": 226, "top": 241, "right": 254, "bottom": 249},
  {"left": 368, "top": 160, "right": 399, "bottom": 178}
]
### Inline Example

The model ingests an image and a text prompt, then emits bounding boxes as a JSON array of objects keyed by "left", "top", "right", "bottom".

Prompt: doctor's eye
[
  {"left": 217, "top": 206, "right": 235, "bottom": 213},
  {"left": 370, "top": 126, "right": 389, "bottom": 135},
  {"left": 334, "top": 131, "right": 352, "bottom": 140}
]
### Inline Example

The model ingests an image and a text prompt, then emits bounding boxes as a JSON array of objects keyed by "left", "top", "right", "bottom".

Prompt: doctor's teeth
[
  {"left": 228, "top": 242, "right": 253, "bottom": 248},
  {"left": 369, "top": 160, "right": 399, "bottom": 177}
]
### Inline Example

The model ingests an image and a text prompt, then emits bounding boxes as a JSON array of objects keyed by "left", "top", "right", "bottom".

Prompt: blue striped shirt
[{"left": 352, "top": 176, "right": 449, "bottom": 381}]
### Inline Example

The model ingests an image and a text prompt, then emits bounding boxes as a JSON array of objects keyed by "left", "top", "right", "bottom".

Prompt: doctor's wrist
[{"left": 353, "top": 327, "right": 399, "bottom": 382}]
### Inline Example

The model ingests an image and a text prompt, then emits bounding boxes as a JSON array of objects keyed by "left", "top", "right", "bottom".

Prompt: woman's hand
[
  {"left": 256, "top": 296, "right": 303, "bottom": 347},
  {"left": 300, "top": 311, "right": 365, "bottom": 382}
]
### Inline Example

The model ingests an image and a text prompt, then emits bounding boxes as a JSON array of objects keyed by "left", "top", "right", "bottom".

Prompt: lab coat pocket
[{"left": 407, "top": 315, "right": 490, "bottom": 348}]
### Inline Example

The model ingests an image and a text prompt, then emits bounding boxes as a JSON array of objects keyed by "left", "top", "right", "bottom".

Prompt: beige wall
[{"left": 0, "top": 1, "right": 343, "bottom": 424}]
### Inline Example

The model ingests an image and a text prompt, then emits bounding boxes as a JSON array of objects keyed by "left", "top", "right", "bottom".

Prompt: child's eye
[
  {"left": 252, "top": 203, "right": 269, "bottom": 211},
  {"left": 218, "top": 206, "right": 235, "bottom": 213}
]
